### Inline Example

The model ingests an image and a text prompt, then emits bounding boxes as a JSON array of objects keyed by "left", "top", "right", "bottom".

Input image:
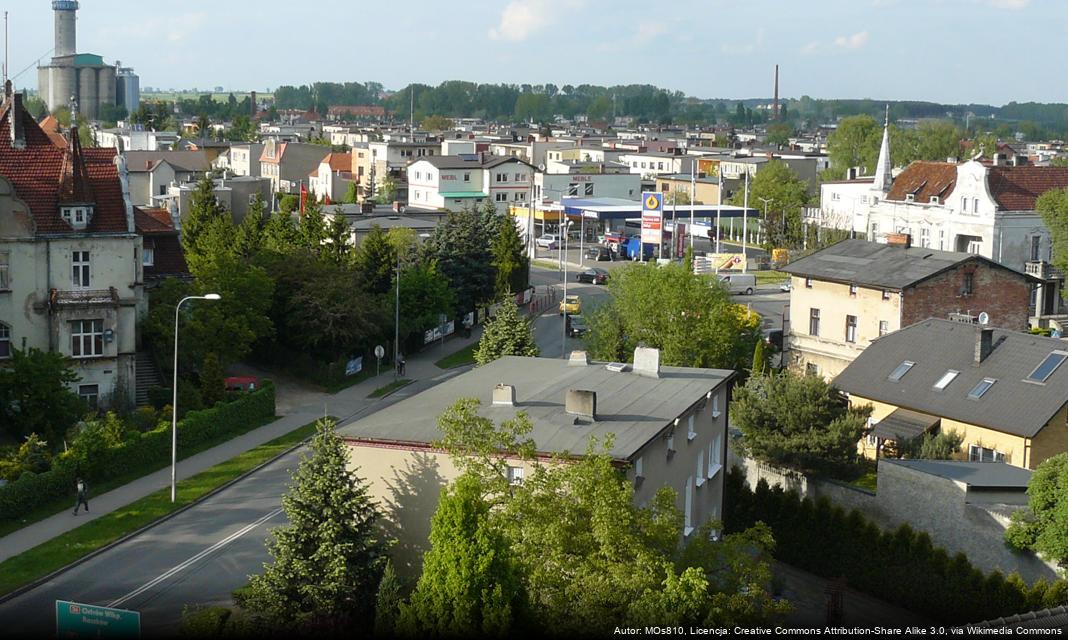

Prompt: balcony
[{"left": 1026, "top": 261, "right": 1064, "bottom": 281}]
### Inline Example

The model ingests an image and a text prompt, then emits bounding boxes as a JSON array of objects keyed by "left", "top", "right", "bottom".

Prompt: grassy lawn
[
  {"left": 754, "top": 270, "right": 789, "bottom": 285},
  {"left": 435, "top": 342, "right": 479, "bottom": 369},
  {"left": 532, "top": 259, "right": 562, "bottom": 270},
  {"left": 368, "top": 379, "right": 413, "bottom": 398},
  {"left": 0, "top": 413, "right": 278, "bottom": 539},
  {"left": 0, "top": 418, "right": 325, "bottom": 598},
  {"left": 850, "top": 470, "right": 878, "bottom": 492}
]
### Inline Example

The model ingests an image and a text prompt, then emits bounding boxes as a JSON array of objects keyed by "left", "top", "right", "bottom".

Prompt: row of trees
[
  {"left": 146, "top": 177, "right": 529, "bottom": 390},
  {"left": 232, "top": 403, "right": 789, "bottom": 636}
]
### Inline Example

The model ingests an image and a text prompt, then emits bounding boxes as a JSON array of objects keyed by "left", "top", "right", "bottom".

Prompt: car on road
[
  {"left": 559, "top": 294, "right": 582, "bottom": 315},
  {"left": 764, "top": 328, "right": 783, "bottom": 351},
  {"left": 718, "top": 273, "right": 756, "bottom": 295},
  {"left": 779, "top": 279, "right": 792, "bottom": 292},
  {"left": 576, "top": 267, "right": 609, "bottom": 285},
  {"left": 585, "top": 245, "right": 615, "bottom": 261},
  {"left": 567, "top": 314, "right": 588, "bottom": 338},
  {"left": 536, "top": 233, "right": 560, "bottom": 250}
]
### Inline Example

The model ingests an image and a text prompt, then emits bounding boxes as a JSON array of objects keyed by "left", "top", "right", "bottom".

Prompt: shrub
[
  {"left": 0, "top": 382, "right": 274, "bottom": 522},
  {"left": 127, "top": 407, "right": 160, "bottom": 433},
  {"left": 724, "top": 467, "right": 1067, "bottom": 624}
]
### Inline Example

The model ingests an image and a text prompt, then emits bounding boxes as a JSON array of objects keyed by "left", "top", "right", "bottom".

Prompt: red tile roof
[
  {"left": 38, "top": 115, "right": 67, "bottom": 149},
  {"left": 324, "top": 152, "right": 352, "bottom": 172},
  {"left": 134, "top": 207, "right": 174, "bottom": 234},
  {"left": 886, "top": 161, "right": 957, "bottom": 203},
  {"left": 987, "top": 166, "right": 1068, "bottom": 211},
  {"left": 0, "top": 97, "right": 130, "bottom": 235}
]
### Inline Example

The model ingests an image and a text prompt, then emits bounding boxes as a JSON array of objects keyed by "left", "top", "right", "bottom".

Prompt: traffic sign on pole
[{"left": 56, "top": 600, "right": 141, "bottom": 638}]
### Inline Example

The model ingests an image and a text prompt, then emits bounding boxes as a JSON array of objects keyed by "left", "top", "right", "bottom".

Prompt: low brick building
[{"left": 782, "top": 237, "right": 1037, "bottom": 380}]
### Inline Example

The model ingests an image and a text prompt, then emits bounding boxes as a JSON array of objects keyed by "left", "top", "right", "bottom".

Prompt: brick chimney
[
  {"left": 975, "top": 327, "right": 994, "bottom": 365},
  {"left": 10, "top": 92, "right": 25, "bottom": 150},
  {"left": 886, "top": 233, "right": 911, "bottom": 249}
]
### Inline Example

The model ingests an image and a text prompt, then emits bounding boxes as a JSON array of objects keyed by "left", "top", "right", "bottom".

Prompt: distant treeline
[{"left": 181, "top": 80, "right": 1066, "bottom": 139}]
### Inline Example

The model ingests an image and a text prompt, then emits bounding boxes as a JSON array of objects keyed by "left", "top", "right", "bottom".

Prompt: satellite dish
[{"left": 978, "top": 312, "right": 990, "bottom": 326}]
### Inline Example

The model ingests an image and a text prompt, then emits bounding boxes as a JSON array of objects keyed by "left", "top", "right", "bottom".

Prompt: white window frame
[
  {"left": 0, "top": 251, "right": 8, "bottom": 289},
  {"left": 0, "top": 322, "right": 10, "bottom": 359},
  {"left": 684, "top": 476, "right": 694, "bottom": 536},
  {"left": 72, "top": 251, "right": 91, "bottom": 289},
  {"left": 968, "top": 444, "right": 1005, "bottom": 463},
  {"left": 463, "top": 172, "right": 470, "bottom": 182},
  {"left": 507, "top": 466, "right": 524, "bottom": 485},
  {"left": 879, "top": 320, "right": 889, "bottom": 337},
  {"left": 687, "top": 414, "right": 697, "bottom": 441},
  {"left": 696, "top": 450, "right": 706, "bottom": 487},
  {"left": 71, "top": 319, "right": 104, "bottom": 358},
  {"left": 142, "top": 247, "right": 155, "bottom": 267},
  {"left": 495, "top": 192, "right": 507, "bottom": 202},
  {"left": 708, "top": 434, "right": 723, "bottom": 479},
  {"left": 712, "top": 393, "right": 720, "bottom": 418},
  {"left": 78, "top": 383, "right": 99, "bottom": 409},
  {"left": 634, "top": 456, "right": 644, "bottom": 479},
  {"left": 845, "top": 315, "right": 858, "bottom": 344}
]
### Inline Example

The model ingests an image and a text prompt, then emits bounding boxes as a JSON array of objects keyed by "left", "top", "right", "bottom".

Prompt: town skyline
[{"left": 6, "top": 0, "right": 1067, "bottom": 105}]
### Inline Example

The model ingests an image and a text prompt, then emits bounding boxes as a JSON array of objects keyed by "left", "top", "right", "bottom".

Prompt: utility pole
[{"left": 742, "top": 171, "right": 749, "bottom": 274}]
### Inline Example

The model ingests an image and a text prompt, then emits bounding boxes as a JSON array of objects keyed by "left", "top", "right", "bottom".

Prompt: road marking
[{"left": 107, "top": 508, "right": 284, "bottom": 608}]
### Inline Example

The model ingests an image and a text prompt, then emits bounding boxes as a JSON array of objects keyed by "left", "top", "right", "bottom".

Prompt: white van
[{"left": 718, "top": 273, "right": 756, "bottom": 295}]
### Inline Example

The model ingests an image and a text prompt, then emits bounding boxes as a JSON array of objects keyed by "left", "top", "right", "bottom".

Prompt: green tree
[
  {"left": 399, "top": 473, "right": 526, "bottom": 637},
  {"left": 0, "top": 348, "right": 85, "bottom": 445},
  {"left": 474, "top": 296, "right": 539, "bottom": 365},
  {"left": 343, "top": 181, "right": 360, "bottom": 204},
  {"left": 322, "top": 210, "right": 353, "bottom": 265},
  {"left": 731, "top": 372, "right": 871, "bottom": 471},
  {"left": 279, "top": 194, "right": 300, "bottom": 215},
  {"left": 261, "top": 209, "right": 300, "bottom": 255},
  {"left": 421, "top": 114, "right": 453, "bottom": 131},
  {"left": 376, "top": 176, "right": 397, "bottom": 204},
  {"left": 386, "top": 227, "right": 419, "bottom": 266},
  {"left": 1037, "top": 188, "right": 1068, "bottom": 276},
  {"left": 199, "top": 352, "right": 226, "bottom": 407},
  {"left": 765, "top": 122, "right": 793, "bottom": 146},
  {"left": 826, "top": 114, "right": 880, "bottom": 178},
  {"left": 298, "top": 198, "right": 327, "bottom": 250},
  {"left": 243, "top": 419, "right": 388, "bottom": 629},
  {"left": 514, "top": 93, "right": 552, "bottom": 123},
  {"left": 1006, "top": 453, "right": 1068, "bottom": 564},
  {"left": 233, "top": 195, "right": 265, "bottom": 259},
  {"left": 898, "top": 429, "right": 964, "bottom": 460},
  {"left": 491, "top": 215, "right": 528, "bottom": 298},
  {"left": 393, "top": 260, "right": 456, "bottom": 349},
  {"left": 181, "top": 175, "right": 228, "bottom": 267},
  {"left": 353, "top": 224, "right": 396, "bottom": 295},
  {"left": 730, "top": 160, "right": 809, "bottom": 249},
  {"left": 426, "top": 210, "right": 495, "bottom": 314},
  {"left": 374, "top": 561, "right": 404, "bottom": 637},
  {"left": 585, "top": 262, "right": 760, "bottom": 372},
  {"left": 751, "top": 339, "right": 767, "bottom": 376},
  {"left": 899, "top": 120, "right": 963, "bottom": 164}
]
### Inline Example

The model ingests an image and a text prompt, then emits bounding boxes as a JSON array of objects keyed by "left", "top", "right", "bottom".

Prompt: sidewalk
[{"left": 0, "top": 326, "right": 486, "bottom": 564}]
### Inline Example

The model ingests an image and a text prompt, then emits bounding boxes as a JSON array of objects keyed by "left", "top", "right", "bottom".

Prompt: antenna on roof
[
  {"left": 3, "top": 11, "right": 8, "bottom": 89},
  {"left": 978, "top": 311, "right": 990, "bottom": 326}
]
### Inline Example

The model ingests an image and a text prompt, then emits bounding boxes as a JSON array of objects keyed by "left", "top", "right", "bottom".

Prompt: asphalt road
[{"left": 0, "top": 371, "right": 466, "bottom": 638}]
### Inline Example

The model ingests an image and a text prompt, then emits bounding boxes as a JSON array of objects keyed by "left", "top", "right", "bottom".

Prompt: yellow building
[
  {"left": 656, "top": 173, "right": 721, "bottom": 205},
  {"left": 338, "top": 350, "right": 734, "bottom": 577},
  {"left": 836, "top": 319, "right": 1068, "bottom": 469}
]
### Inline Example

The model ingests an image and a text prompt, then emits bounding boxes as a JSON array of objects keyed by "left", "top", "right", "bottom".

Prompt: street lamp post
[
  {"left": 395, "top": 254, "right": 401, "bottom": 381},
  {"left": 171, "top": 293, "right": 220, "bottom": 503},
  {"left": 758, "top": 196, "right": 772, "bottom": 250}
]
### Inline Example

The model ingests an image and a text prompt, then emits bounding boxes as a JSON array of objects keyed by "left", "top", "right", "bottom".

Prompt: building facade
[{"left": 407, "top": 155, "right": 535, "bottom": 214}]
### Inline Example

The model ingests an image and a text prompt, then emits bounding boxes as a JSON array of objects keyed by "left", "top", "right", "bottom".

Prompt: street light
[
  {"left": 171, "top": 293, "right": 220, "bottom": 503},
  {"left": 758, "top": 197, "right": 773, "bottom": 248}
]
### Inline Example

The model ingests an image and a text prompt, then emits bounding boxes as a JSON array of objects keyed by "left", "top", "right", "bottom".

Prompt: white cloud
[
  {"left": 488, "top": 0, "right": 583, "bottom": 42},
  {"left": 984, "top": 0, "right": 1029, "bottom": 8},
  {"left": 834, "top": 31, "right": 870, "bottom": 49},
  {"left": 800, "top": 41, "right": 821, "bottom": 55}
]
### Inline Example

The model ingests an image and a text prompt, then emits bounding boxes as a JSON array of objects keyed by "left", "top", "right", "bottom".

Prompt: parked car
[
  {"left": 718, "top": 273, "right": 756, "bottom": 295},
  {"left": 559, "top": 294, "right": 582, "bottom": 315},
  {"left": 585, "top": 245, "right": 614, "bottom": 261},
  {"left": 224, "top": 376, "right": 260, "bottom": 392},
  {"left": 576, "top": 268, "right": 609, "bottom": 285},
  {"left": 779, "top": 279, "right": 792, "bottom": 292},
  {"left": 603, "top": 231, "right": 630, "bottom": 252},
  {"left": 764, "top": 328, "right": 783, "bottom": 351},
  {"left": 536, "top": 233, "right": 559, "bottom": 250},
  {"left": 620, "top": 237, "right": 655, "bottom": 260},
  {"left": 567, "top": 314, "right": 588, "bottom": 338}
]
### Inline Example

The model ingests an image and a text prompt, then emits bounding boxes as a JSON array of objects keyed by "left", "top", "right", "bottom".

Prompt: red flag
[
  {"left": 300, "top": 182, "right": 307, "bottom": 215},
  {"left": 324, "top": 194, "right": 331, "bottom": 205}
]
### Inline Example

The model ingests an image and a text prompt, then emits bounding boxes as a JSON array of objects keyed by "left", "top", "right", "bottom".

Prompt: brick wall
[{"left": 901, "top": 259, "right": 1031, "bottom": 329}]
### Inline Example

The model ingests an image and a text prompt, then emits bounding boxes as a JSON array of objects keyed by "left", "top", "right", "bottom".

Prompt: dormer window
[{"left": 61, "top": 206, "right": 93, "bottom": 230}]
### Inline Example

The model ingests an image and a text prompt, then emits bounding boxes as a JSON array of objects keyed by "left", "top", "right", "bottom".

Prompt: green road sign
[{"left": 56, "top": 600, "right": 141, "bottom": 638}]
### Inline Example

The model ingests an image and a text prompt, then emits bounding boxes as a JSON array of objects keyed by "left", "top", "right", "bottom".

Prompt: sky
[{"left": 6, "top": 0, "right": 1065, "bottom": 105}]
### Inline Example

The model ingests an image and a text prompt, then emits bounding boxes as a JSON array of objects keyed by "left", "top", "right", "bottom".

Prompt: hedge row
[
  {"left": 0, "top": 381, "right": 275, "bottom": 522},
  {"left": 724, "top": 468, "right": 1068, "bottom": 624}
]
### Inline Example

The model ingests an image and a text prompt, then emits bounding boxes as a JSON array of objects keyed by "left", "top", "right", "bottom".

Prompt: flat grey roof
[
  {"left": 884, "top": 460, "right": 1031, "bottom": 488},
  {"left": 338, "top": 355, "right": 733, "bottom": 460}
]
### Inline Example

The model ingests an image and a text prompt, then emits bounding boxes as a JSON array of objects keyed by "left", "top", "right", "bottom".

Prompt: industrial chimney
[
  {"left": 772, "top": 64, "right": 780, "bottom": 121},
  {"left": 52, "top": 1, "right": 79, "bottom": 58}
]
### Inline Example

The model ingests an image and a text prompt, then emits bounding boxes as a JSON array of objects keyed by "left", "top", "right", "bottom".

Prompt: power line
[{"left": 11, "top": 47, "right": 55, "bottom": 84}]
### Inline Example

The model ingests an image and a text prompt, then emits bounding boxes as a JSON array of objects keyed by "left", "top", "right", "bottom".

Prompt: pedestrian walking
[
  {"left": 73, "top": 477, "right": 89, "bottom": 515},
  {"left": 397, "top": 353, "right": 406, "bottom": 377}
]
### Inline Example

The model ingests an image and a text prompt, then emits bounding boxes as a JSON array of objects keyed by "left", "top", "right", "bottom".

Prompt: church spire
[{"left": 872, "top": 104, "right": 892, "bottom": 193}]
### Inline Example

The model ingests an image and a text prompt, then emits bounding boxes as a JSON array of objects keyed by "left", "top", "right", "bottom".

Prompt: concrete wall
[{"left": 730, "top": 451, "right": 1060, "bottom": 584}]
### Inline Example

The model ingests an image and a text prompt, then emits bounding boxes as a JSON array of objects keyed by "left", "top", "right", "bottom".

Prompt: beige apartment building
[
  {"left": 338, "top": 349, "right": 734, "bottom": 577},
  {"left": 781, "top": 238, "right": 1034, "bottom": 380}
]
